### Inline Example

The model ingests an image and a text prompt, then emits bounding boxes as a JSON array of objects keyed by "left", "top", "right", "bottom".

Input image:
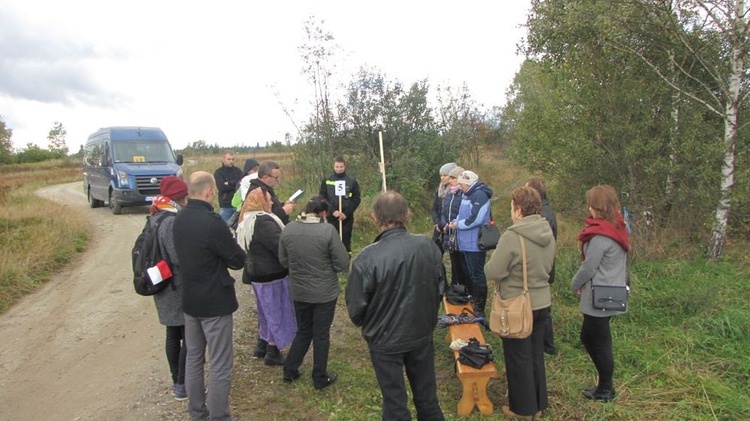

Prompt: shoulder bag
[
  {"left": 591, "top": 255, "right": 630, "bottom": 311},
  {"left": 489, "top": 234, "right": 533, "bottom": 339},
  {"left": 478, "top": 209, "right": 500, "bottom": 250}
]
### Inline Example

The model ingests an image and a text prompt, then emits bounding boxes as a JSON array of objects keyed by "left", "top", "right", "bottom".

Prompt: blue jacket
[{"left": 454, "top": 182, "right": 493, "bottom": 252}]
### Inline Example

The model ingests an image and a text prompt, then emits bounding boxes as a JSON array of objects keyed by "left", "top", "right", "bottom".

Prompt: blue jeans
[
  {"left": 284, "top": 299, "right": 337, "bottom": 387},
  {"left": 218, "top": 207, "right": 235, "bottom": 223},
  {"left": 462, "top": 251, "right": 488, "bottom": 289},
  {"left": 369, "top": 342, "right": 445, "bottom": 421}
]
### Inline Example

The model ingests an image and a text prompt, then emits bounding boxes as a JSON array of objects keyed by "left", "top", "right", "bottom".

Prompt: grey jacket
[
  {"left": 571, "top": 235, "right": 628, "bottom": 316},
  {"left": 151, "top": 211, "right": 184, "bottom": 326},
  {"left": 278, "top": 216, "right": 349, "bottom": 303},
  {"left": 484, "top": 214, "right": 555, "bottom": 310}
]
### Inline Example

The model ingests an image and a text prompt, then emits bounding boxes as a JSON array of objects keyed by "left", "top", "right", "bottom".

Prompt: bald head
[{"left": 187, "top": 171, "right": 216, "bottom": 202}]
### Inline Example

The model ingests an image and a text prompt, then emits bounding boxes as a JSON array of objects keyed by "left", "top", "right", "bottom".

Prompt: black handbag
[
  {"left": 478, "top": 208, "right": 500, "bottom": 250},
  {"left": 591, "top": 256, "right": 631, "bottom": 311},
  {"left": 457, "top": 338, "right": 494, "bottom": 369},
  {"left": 478, "top": 223, "right": 500, "bottom": 250}
]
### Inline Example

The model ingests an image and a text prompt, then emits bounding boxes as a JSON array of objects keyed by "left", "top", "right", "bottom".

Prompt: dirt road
[{"left": 0, "top": 182, "right": 228, "bottom": 420}]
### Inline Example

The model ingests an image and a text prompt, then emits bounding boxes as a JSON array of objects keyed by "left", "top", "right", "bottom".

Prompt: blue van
[{"left": 82, "top": 126, "right": 183, "bottom": 214}]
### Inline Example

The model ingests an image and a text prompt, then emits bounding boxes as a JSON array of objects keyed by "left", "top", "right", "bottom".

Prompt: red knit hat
[{"left": 160, "top": 176, "right": 188, "bottom": 201}]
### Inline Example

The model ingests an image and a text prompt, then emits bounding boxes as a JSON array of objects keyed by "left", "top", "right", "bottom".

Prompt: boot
[
  {"left": 253, "top": 338, "right": 268, "bottom": 358},
  {"left": 473, "top": 285, "right": 488, "bottom": 318},
  {"left": 264, "top": 345, "right": 285, "bottom": 366}
]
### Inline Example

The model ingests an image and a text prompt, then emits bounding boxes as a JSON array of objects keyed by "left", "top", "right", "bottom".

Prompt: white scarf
[{"left": 236, "top": 210, "right": 285, "bottom": 251}]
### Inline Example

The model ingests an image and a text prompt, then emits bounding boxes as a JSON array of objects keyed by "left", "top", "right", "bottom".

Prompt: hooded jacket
[
  {"left": 454, "top": 182, "right": 493, "bottom": 252},
  {"left": 345, "top": 227, "right": 445, "bottom": 354},
  {"left": 484, "top": 214, "right": 556, "bottom": 310}
]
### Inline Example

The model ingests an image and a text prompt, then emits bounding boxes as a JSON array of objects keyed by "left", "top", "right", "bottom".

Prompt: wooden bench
[{"left": 443, "top": 297, "right": 499, "bottom": 417}]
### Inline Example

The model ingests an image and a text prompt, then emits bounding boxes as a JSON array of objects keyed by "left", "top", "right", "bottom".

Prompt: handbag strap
[
  {"left": 494, "top": 234, "right": 529, "bottom": 297},
  {"left": 519, "top": 234, "right": 529, "bottom": 293}
]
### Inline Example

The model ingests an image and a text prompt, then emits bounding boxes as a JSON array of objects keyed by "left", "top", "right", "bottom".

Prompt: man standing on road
[
  {"left": 319, "top": 156, "right": 361, "bottom": 253},
  {"left": 346, "top": 191, "right": 446, "bottom": 421},
  {"left": 214, "top": 151, "right": 244, "bottom": 223},
  {"left": 173, "top": 171, "right": 246, "bottom": 421}
]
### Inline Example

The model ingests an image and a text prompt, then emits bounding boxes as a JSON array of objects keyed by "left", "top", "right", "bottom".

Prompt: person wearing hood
[
  {"left": 231, "top": 158, "right": 260, "bottom": 211},
  {"left": 318, "top": 156, "right": 361, "bottom": 253},
  {"left": 485, "top": 186, "right": 555, "bottom": 420},
  {"left": 150, "top": 176, "right": 189, "bottom": 400},
  {"left": 447, "top": 170, "right": 493, "bottom": 316}
]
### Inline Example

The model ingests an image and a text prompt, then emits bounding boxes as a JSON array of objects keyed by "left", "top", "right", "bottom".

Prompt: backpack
[{"left": 132, "top": 212, "right": 174, "bottom": 296}]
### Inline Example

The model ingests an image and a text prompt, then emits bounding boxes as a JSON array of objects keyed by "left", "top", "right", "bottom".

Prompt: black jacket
[
  {"left": 319, "top": 172, "right": 361, "bottom": 219},
  {"left": 247, "top": 178, "right": 290, "bottom": 225},
  {"left": 345, "top": 227, "right": 445, "bottom": 353},
  {"left": 173, "top": 199, "right": 246, "bottom": 317},
  {"left": 214, "top": 164, "right": 244, "bottom": 208},
  {"left": 242, "top": 214, "right": 288, "bottom": 284},
  {"left": 541, "top": 198, "right": 558, "bottom": 284}
]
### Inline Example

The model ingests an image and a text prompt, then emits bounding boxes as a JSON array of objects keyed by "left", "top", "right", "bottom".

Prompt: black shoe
[
  {"left": 544, "top": 347, "right": 557, "bottom": 356},
  {"left": 253, "top": 339, "right": 268, "bottom": 358},
  {"left": 283, "top": 370, "right": 301, "bottom": 383},
  {"left": 264, "top": 345, "right": 285, "bottom": 366},
  {"left": 314, "top": 374, "right": 338, "bottom": 390},
  {"left": 582, "top": 386, "right": 616, "bottom": 402}
]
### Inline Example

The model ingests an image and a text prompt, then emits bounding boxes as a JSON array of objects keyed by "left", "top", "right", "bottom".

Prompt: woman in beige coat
[{"left": 485, "top": 187, "right": 556, "bottom": 420}]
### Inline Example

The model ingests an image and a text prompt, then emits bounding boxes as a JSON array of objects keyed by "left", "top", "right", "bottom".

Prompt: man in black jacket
[
  {"left": 346, "top": 191, "right": 445, "bottom": 421},
  {"left": 243, "top": 160, "right": 295, "bottom": 225},
  {"left": 173, "top": 171, "right": 246, "bottom": 421},
  {"left": 319, "top": 156, "right": 361, "bottom": 253},
  {"left": 214, "top": 151, "right": 244, "bottom": 223}
]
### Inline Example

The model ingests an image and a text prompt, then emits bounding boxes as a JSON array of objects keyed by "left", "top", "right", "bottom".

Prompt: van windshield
[{"left": 112, "top": 140, "right": 175, "bottom": 163}]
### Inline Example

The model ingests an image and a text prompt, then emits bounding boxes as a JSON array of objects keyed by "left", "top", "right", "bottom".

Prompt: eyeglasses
[{"left": 268, "top": 175, "right": 280, "bottom": 180}]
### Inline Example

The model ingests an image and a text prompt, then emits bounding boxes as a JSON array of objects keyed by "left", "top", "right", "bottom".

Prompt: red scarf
[{"left": 578, "top": 214, "right": 630, "bottom": 259}]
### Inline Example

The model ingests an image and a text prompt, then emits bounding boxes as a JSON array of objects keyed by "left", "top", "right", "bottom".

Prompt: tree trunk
[{"left": 706, "top": 6, "right": 744, "bottom": 259}]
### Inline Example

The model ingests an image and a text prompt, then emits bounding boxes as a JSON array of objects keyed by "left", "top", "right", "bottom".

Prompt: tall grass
[{"left": 0, "top": 158, "right": 89, "bottom": 313}]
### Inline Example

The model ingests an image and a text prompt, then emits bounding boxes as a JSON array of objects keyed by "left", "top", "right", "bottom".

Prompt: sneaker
[{"left": 172, "top": 383, "right": 188, "bottom": 401}]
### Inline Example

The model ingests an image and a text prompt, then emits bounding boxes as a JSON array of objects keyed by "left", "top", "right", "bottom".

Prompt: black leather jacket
[{"left": 345, "top": 227, "right": 445, "bottom": 353}]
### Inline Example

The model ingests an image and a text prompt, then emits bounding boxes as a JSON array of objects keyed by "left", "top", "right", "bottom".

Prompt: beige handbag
[{"left": 489, "top": 234, "right": 533, "bottom": 339}]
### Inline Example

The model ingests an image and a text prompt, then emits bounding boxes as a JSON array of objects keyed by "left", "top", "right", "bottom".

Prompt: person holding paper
[
  {"left": 149, "top": 176, "right": 189, "bottom": 400},
  {"left": 241, "top": 161, "right": 295, "bottom": 225},
  {"left": 319, "top": 156, "right": 361, "bottom": 253}
]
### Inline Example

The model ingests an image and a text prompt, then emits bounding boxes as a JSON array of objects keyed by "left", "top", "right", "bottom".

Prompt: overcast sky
[{"left": 0, "top": 1, "right": 530, "bottom": 153}]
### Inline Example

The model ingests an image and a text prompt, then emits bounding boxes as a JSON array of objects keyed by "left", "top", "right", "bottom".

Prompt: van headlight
[{"left": 117, "top": 171, "right": 130, "bottom": 186}]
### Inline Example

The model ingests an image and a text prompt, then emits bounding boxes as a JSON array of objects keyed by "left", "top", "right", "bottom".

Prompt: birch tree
[{"left": 621, "top": 0, "right": 749, "bottom": 259}]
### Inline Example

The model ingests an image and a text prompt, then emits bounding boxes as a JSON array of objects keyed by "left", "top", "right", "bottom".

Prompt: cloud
[{"left": 0, "top": 8, "right": 124, "bottom": 107}]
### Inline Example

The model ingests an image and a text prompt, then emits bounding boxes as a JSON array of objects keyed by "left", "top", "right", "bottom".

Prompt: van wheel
[
  {"left": 108, "top": 190, "right": 122, "bottom": 215},
  {"left": 88, "top": 187, "right": 102, "bottom": 208}
]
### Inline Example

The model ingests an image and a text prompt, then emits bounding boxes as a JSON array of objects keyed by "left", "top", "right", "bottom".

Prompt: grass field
[{"left": 2, "top": 151, "right": 749, "bottom": 419}]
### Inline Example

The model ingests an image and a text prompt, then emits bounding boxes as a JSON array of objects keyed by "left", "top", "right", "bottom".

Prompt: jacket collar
[
  {"left": 186, "top": 198, "right": 214, "bottom": 211},
  {"left": 374, "top": 226, "right": 407, "bottom": 242}
]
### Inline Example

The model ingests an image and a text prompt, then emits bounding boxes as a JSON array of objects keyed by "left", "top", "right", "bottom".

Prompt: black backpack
[{"left": 132, "top": 212, "right": 174, "bottom": 296}]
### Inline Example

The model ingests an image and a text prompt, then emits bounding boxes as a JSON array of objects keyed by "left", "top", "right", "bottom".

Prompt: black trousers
[
  {"left": 284, "top": 299, "right": 337, "bottom": 388},
  {"left": 165, "top": 325, "right": 187, "bottom": 385},
  {"left": 328, "top": 216, "right": 354, "bottom": 253},
  {"left": 369, "top": 342, "right": 445, "bottom": 421},
  {"left": 448, "top": 250, "right": 470, "bottom": 291},
  {"left": 501, "top": 307, "right": 549, "bottom": 416},
  {"left": 580, "top": 314, "right": 614, "bottom": 390}
]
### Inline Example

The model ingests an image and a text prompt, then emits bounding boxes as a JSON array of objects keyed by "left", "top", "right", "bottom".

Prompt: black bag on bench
[{"left": 457, "top": 338, "right": 494, "bottom": 369}]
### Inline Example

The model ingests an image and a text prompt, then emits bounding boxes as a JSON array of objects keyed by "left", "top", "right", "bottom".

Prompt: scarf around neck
[
  {"left": 149, "top": 195, "right": 180, "bottom": 215},
  {"left": 578, "top": 214, "right": 630, "bottom": 259}
]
